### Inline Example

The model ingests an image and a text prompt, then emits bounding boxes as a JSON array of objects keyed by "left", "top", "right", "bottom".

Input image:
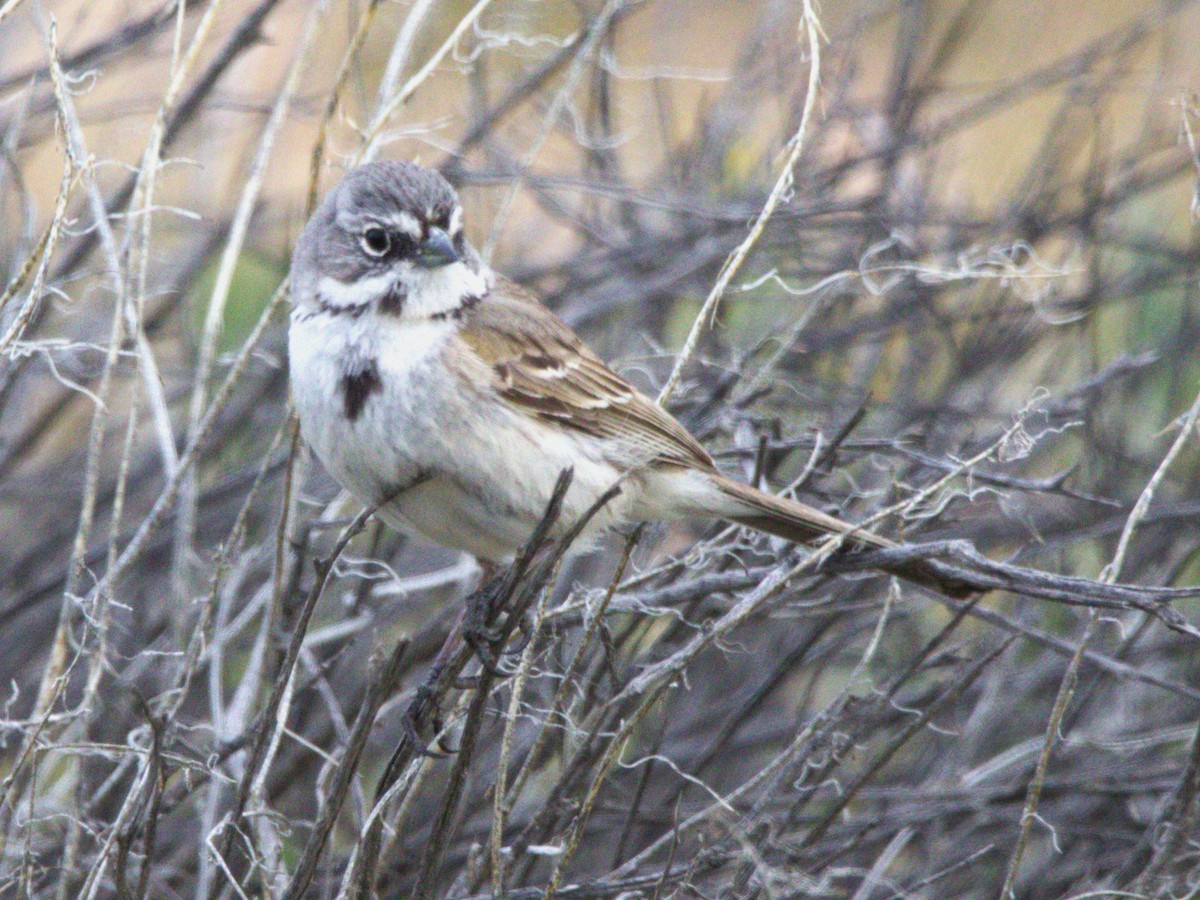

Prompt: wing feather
[{"left": 453, "top": 278, "right": 715, "bottom": 472}]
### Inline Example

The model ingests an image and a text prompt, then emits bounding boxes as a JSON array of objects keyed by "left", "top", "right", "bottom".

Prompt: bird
[{"left": 287, "top": 159, "right": 969, "bottom": 597}]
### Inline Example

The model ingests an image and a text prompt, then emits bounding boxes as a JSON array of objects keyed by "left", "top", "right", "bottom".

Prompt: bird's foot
[{"left": 461, "top": 569, "right": 534, "bottom": 678}]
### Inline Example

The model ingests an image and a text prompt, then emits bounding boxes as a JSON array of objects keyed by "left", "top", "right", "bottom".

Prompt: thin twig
[
  {"left": 657, "top": 0, "right": 824, "bottom": 404},
  {"left": 1000, "top": 376, "right": 1200, "bottom": 898}
]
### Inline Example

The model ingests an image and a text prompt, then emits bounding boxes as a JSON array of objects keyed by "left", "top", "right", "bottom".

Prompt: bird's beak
[{"left": 414, "top": 227, "right": 459, "bottom": 268}]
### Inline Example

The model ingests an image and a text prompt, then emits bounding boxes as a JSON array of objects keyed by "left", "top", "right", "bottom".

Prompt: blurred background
[{"left": 2, "top": 0, "right": 1200, "bottom": 896}]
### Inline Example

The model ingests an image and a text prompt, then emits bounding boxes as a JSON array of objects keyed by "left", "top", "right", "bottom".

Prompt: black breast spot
[{"left": 342, "top": 360, "right": 383, "bottom": 421}]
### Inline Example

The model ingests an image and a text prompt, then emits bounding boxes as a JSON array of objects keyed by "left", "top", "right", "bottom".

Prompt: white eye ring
[{"left": 360, "top": 226, "right": 391, "bottom": 257}]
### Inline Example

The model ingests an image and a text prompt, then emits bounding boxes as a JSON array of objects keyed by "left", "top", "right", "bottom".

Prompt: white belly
[
  {"left": 289, "top": 311, "right": 442, "bottom": 504},
  {"left": 288, "top": 310, "right": 636, "bottom": 561}
]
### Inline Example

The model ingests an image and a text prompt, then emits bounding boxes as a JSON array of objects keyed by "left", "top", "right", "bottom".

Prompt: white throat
[{"left": 401, "top": 262, "right": 490, "bottom": 319}]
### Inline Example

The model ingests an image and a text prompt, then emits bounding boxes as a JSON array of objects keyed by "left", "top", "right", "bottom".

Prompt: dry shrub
[{"left": 1, "top": 1, "right": 1200, "bottom": 897}]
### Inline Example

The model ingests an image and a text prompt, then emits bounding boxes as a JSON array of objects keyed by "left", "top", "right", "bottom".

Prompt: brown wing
[{"left": 454, "top": 277, "right": 716, "bottom": 472}]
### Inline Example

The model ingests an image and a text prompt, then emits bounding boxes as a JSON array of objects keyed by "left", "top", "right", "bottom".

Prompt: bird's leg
[
  {"left": 400, "top": 680, "right": 455, "bottom": 757},
  {"left": 404, "top": 561, "right": 506, "bottom": 751},
  {"left": 463, "top": 560, "right": 506, "bottom": 641},
  {"left": 460, "top": 470, "right": 588, "bottom": 676},
  {"left": 461, "top": 559, "right": 518, "bottom": 678},
  {"left": 400, "top": 603, "right": 488, "bottom": 756}
]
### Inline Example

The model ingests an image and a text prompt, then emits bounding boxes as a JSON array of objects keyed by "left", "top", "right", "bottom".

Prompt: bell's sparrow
[{"left": 288, "top": 160, "right": 968, "bottom": 596}]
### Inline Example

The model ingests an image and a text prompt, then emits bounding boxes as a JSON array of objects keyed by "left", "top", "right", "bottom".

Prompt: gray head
[{"left": 290, "top": 160, "right": 486, "bottom": 316}]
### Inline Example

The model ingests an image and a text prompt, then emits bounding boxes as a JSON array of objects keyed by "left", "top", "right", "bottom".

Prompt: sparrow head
[{"left": 291, "top": 160, "right": 487, "bottom": 317}]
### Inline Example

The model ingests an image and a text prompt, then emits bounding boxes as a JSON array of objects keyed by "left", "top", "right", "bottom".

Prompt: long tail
[{"left": 710, "top": 474, "right": 974, "bottom": 597}]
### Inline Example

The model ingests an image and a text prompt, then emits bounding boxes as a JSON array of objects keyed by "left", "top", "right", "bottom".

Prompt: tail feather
[{"left": 710, "top": 474, "right": 973, "bottom": 598}]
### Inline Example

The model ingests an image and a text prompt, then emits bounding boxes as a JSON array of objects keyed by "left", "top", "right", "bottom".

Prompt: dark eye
[{"left": 360, "top": 227, "right": 391, "bottom": 257}]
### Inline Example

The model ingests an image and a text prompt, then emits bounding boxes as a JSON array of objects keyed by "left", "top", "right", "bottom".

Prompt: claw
[
  {"left": 502, "top": 612, "right": 534, "bottom": 657},
  {"left": 468, "top": 621, "right": 506, "bottom": 644},
  {"left": 402, "top": 704, "right": 453, "bottom": 758},
  {"left": 463, "top": 627, "right": 515, "bottom": 678}
]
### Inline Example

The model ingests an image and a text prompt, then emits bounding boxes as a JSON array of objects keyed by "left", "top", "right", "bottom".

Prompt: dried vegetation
[{"left": 1, "top": 0, "right": 1200, "bottom": 896}]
